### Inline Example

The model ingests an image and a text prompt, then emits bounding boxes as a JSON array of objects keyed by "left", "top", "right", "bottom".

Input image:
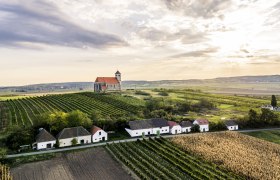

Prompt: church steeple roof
[{"left": 115, "top": 70, "right": 121, "bottom": 74}]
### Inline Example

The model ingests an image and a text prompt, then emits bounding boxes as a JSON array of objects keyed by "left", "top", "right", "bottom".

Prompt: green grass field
[
  {"left": 243, "top": 130, "right": 280, "bottom": 145},
  {"left": 124, "top": 89, "right": 269, "bottom": 123}
]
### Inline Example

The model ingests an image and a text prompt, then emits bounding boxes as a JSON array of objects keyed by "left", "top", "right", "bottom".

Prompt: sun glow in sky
[{"left": 0, "top": 0, "right": 280, "bottom": 86}]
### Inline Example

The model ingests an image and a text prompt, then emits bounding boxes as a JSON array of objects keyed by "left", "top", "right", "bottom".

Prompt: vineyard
[
  {"left": 0, "top": 92, "right": 145, "bottom": 128},
  {"left": 0, "top": 164, "right": 12, "bottom": 180},
  {"left": 106, "top": 138, "right": 242, "bottom": 180},
  {"left": 171, "top": 132, "right": 280, "bottom": 180}
]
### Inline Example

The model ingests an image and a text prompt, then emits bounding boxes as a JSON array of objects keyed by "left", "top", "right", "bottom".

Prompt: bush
[
  {"left": 135, "top": 90, "right": 150, "bottom": 96},
  {"left": 158, "top": 91, "right": 169, "bottom": 96}
]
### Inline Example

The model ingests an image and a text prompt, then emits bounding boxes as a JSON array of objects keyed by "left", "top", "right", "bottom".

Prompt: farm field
[
  {"left": 107, "top": 138, "right": 242, "bottom": 180},
  {"left": 0, "top": 92, "right": 145, "bottom": 128},
  {"left": 11, "top": 147, "right": 133, "bottom": 180},
  {"left": 171, "top": 132, "right": 280, "bottom": 180},
  {"left": 244, "top": 130, "right": 280, "bottom": 145}
]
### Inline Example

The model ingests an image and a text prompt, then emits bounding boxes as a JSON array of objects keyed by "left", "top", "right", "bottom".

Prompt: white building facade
[
  {"left": 125, "top": 118, "right": 170, "bottom": 137},
  {"left": 225, "top": 120, "right": 238, "bottom": 131},
  {"left": 57, "top": 126, "right": 91, "bottom": 147},
  {"left": 91, "top": 126, "right": 108, "bottom": 143},
  {"left": 33, "top": 128, "right": 56, "bottom": 150},
  {"left": 193, "top": 119, "right": 209, "bottom": 132}
]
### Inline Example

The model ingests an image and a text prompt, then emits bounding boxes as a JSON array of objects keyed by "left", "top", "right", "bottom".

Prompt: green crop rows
[
  {"left": 107, "top": 138, "right": 243, "bottom": 180},
  {"left": 0, "top": 92, "right": 145, "bottom": 128}
]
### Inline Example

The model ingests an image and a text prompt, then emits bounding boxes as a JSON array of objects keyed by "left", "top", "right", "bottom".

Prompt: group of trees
[
  {"left": 34, "top": 110, "right": 92, "bottom": 135},
  {"left": 144, "top": 98, "right": 216, "bottom": 119},
  {"left": 239, "top": 108, "right": 280, "bottom": 128}
]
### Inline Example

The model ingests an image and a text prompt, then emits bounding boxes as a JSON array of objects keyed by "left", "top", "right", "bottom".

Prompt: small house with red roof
[
  {"left": 168, "top": 121, "right": 182, "bottom": 134},
  {"left": 193, "top": 119, "right": 209, "bottom": 132},
  {"left": 94, "top": 71, "right": 121, "bottom": 92},
  {"left": 91, "top": 126, "right": 108, "bottom": 142}
]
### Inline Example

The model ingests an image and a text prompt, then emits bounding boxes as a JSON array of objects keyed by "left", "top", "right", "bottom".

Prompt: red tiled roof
[
  {"left": 91, "top": 126, "right": 102, "bottom": 135},
  {"left": 167, "top": 121, "right": 178, "bottom": 127},
  {"left": 195, "top": 119, "right": 209, "bottom": 125},
  {"left": 95, "top": 77, "right": 119, "bottom": 84}
]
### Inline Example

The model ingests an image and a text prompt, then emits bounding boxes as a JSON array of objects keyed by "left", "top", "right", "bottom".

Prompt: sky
[{"left": 0, "top": 0, "right": 280, "bottom": 86}]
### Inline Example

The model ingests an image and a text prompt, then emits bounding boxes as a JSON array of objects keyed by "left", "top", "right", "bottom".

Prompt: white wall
[
  {"left": 227, "top": 125, "right": 238, "bottom": 131},
  {"left": 59, "top": 135, "right": 91, "bottom": 147},
  {"left": 170, "top": 125, "right": 182, "bottom": 134},
  {"left": 125, "top": 126, "right": 170, "bottom": 137},
  {"left": 193, "top": 121, "right": 209, "bottom": 132},
  {"left": 36, "top": 140, "right": 56, "bottom": 150},
  {"left": 92, "top": 130, "right": 108, "bottom": 143},
  {"left": 181, "top": 127, "right": 191, "bottom": 133}
]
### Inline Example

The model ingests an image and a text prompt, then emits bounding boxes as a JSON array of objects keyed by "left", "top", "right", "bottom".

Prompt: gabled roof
[
  {"left": 36, "top": 129, "right": 56, "bottom": 143},
  {"left": 57, "top": 126, "right": 91, "bottom": 139},
  {"left": 180, "top": 121, "right": 193, "bottom": 127},
  {"left": 225, "top": 120, "right": 238, "bottom": 126},
  {"left": 91, "top": 126, "right": 103, "bottom": 135},
  {"left": 95, "top": 77, "right": 119, "bottom": 84},
  {"left": 128, "top": 118, "right": 169, "bottom": 130},
  {"left": 195, "top": 119, "right": 209, "bottom": 125},
  {"left": 115, "top": 70, "right": 121, "bottom": 74},
  {"left": 167, "top": 121, "right": 178, "bottom": 127}
]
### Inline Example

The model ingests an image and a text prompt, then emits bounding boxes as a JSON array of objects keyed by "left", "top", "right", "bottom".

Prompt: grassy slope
[{"left": 244, "top": 130, "right": 280, "bottom": 145}]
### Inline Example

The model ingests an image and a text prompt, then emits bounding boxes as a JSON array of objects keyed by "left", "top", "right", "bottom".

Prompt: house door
[
  {"left": 80, "top": 140, "right": 85, "bottom": 144},
  {"left": 203, "top": 128, "right": 205, "bottom": 132},
  {"left": 102, "top": 137, "right": 105, "bottom": 141},
  {"left": 47, "top": 143, "right": 52, "bottom": 148},
  {"left": 175, "top": 130, "right": 177, "bottom": 134},
  {"left": 148, "top": 131, "right": 150, "bottom": 135}
]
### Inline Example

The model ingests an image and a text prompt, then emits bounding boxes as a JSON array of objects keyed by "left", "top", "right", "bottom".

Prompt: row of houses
[
  {"left": 33, "top": 118, "right": 238, "bottom": 150},
  {"left": 125, "top": 118, "right": 238, "bottom": 137},
  {"left": 261, "top": 104, "right": 280, "bottom": 111},
  {"left": 33, "top": 126, "right": 107, "bottom": 150}
]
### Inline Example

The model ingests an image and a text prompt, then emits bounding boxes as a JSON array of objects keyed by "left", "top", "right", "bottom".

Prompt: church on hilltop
[{"left": 94, "top": 71, "right": 121, "bottom": 92}]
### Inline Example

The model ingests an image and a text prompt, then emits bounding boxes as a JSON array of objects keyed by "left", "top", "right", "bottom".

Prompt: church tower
[{"left": 115, "top": 70, "right": 121, "bottom": 82}]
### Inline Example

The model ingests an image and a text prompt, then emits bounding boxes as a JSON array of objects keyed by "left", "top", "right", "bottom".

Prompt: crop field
[
  {"left": 0, "top": 92, "right": 145, "bottom": 128},
  {"left": 107, "top": 138, "right": 241, "bottom": 180},
  {"left": 0, "top": 164, "right": 12, "bottom": 180},
  {"left": 11, "top": 147, "right": 132, "bottom": 180},
  {"left": 244, "top": 130, "right": 280, "bottom": 145},
  {"left": 171, "top": 132, "right": 280, "bottom": 180}
]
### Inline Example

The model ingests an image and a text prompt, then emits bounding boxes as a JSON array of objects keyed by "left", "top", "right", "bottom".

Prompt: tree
[
  {"left": 248, "top": 109, "right": 259, "bottom": 123},
  {"left": 271, "top": 95, "right": 277, "bottom": 108},
  {"left": 71, "top": 138, "right": 78, "bottom": 146},
  {"left": 191, "top": 124, "right": 200, "bottom": 132},
  {"left": 260, "top": 108, "right": 279, "bottom": 125},
  {"left": 5, "top": 126, "right": 34, "bottom": 151},
  {"left": 67, "top": 110, "right": 92, "bottom": 128},
  {"left": 46, "top": 111, "right": 68, "bottom": 134},
  {"left": 0, "top": 148, "right": 7, "bottom": 159},
  {"left": 54, "top": 140, "right": 60, "bottom": 148}
]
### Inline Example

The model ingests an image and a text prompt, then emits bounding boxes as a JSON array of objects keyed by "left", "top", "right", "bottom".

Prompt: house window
[{"left": 99, "top": 132, "right": 102, "bottom": 136}]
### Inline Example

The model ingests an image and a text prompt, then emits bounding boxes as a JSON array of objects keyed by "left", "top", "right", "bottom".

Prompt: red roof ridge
[
  {"left": 167, "top": 121, "right": 178, "bottom": 127},
  {"left": 91, "top": 126, "right": 102, "bottom": 135}
]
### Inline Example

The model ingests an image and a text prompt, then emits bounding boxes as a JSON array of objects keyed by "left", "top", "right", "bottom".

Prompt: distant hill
[{"left": 0, "top": 75, "right": 279, "bottom": 94}]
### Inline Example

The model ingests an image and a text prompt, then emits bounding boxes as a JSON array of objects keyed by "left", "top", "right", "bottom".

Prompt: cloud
[
  {"left": 169, "top": 47, "right": 218, "bottom": 58},
  {"left": 0, "top": 1, "right": 126, "bottom": 49},
  {"left": 137, "top": 27, "right": 209, "bottom": 44},
  {"left": 161, "top": 0, "right": 232, "bottom": 19}
]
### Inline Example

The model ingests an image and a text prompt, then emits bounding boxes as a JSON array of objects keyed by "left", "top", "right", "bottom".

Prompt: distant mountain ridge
[{"left": 0, "top": 75, "right": 279, "bottom": 93}]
